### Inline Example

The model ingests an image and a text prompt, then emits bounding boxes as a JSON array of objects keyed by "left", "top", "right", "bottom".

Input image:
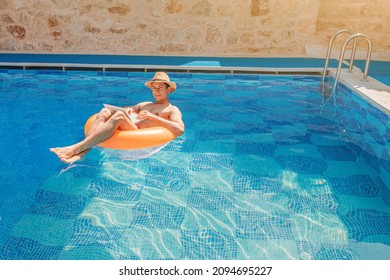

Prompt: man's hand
[
  {"left": 137, "top": 110, "right": 153, "bottom": 121},
  {"left": 124, "top": 107, "right": 135, "bottom": 114}
]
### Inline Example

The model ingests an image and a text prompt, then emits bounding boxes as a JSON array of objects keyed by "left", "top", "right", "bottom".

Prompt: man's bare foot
[
  {"left": 50, "top": 146, "right": 90, "bottom": 164},
  {"left": 61, "top": 149, "right": 90, "bottom": 163}
]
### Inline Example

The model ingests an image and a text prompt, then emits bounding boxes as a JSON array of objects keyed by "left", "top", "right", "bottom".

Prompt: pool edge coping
[
  {"left": 0, "top": 62, "right": 325, "bottom": 74},
  {"left": 332, "top": 68, "right": 390, "bottom": 115}
]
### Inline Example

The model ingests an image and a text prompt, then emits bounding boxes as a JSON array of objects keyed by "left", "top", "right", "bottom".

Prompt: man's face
[{"left": 151, "top": 82, "right": 170, "bottom": 102}]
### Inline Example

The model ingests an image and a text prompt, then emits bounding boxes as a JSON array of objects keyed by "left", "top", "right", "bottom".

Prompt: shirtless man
[{"left": 50, "top": 72, "right": 184, "bottom": 163}]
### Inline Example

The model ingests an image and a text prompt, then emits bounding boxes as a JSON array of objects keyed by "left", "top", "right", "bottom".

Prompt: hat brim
[{"left": 145, "top": 81, "right": 177, "bottom": 92}]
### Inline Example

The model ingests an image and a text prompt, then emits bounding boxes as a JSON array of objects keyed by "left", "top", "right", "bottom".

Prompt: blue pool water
[{"left": 0, "top": 70, "right": 389, "bottom": 260}]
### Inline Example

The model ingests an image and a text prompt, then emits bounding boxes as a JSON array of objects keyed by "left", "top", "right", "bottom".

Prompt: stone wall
[
  {"left": 1, "top": 0, "right": 389, "bottom": 60},
  {"left": 313, "top": 0, "right": 390, "bottom": 60}
]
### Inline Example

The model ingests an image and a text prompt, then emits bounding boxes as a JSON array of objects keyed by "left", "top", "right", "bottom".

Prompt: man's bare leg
[
  {"left": 50, "top": 111, "right": 137, "bottom": 163},
  {"left": 86, "top": 108, "right": 112, "bottom": 136}
]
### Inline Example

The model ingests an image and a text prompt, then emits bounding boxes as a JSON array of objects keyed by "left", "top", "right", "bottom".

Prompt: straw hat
[{"left": 144, "top": 72, "right": 177, "bottom": 92}]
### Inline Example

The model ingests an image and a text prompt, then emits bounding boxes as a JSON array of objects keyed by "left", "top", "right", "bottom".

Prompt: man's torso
[{"left": 137, "top": 102, "right": 173, "bottom": 128}]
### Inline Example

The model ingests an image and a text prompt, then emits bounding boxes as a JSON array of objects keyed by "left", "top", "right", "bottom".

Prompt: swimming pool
[{"left": 0, "top": 69, "right": 389, "bottom": 260}]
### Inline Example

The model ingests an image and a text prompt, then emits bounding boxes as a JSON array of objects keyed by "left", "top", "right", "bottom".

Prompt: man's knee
[
  {"left": 111, "top": 111, "right": 128, "bottom": 123},
  {"left": 97, "top": 108, "right": 112, "bottom": 120},
  {"left": 108, "top": 111, "right": 137, "bottom": 131}
]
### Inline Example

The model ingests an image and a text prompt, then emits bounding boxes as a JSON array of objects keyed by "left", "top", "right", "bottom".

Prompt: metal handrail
[
  {"left": 322, "top": 29, "right": 357, "bottom": 84},
  {"left": 333, "top": 33, "right": 372, "bottom": 89}
]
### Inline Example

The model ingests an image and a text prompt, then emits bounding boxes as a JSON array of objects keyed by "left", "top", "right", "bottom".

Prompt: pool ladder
[{"left": 322, "top": 29, "right": 372, "bottom": 94}]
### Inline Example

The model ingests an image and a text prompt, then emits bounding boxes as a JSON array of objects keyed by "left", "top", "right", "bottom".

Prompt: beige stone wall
[
  {"left": 1, "top": 0, "right": 389, "bottom": 60},
  {"left": 313, "top": 0, "right": 390, "bottom": 60}
]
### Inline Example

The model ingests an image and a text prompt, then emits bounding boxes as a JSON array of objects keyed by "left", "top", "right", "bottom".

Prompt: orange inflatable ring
[{"left": 84, "top": 114, "right": 177, "bottom": 150}]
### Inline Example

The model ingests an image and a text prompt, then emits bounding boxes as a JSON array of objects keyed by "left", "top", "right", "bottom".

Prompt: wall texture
[{"left": 1, "top": 0, "right": 389, "bottom": 60}]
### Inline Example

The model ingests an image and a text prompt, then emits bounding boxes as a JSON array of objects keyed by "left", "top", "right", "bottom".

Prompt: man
[{"left": 50, "top": 72, "right": 184, "bottom": 163}]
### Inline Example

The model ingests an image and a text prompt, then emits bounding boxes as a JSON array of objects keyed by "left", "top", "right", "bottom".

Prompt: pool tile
[
  {"left": 310, "top": 133, "right": 345, "bottom": 146},
  {"left": 0, "top": 237, "right": 63, "bottom": 260},
  {"left": 235, "top": 211, "right": 294, "bottom": 240},
  {"left": 306, "top": 116, "right": 336, "bottom": 125},
  {"left": 233, "top": 171, "right": 283, "bottom": 193},
  {"left": 367, "top": 103, "right": 388, "bottom": 126},
  {"left": 342, "top": 118, "right": 365, "bottom": 135},
  {"left": 275, "top": 143, "right": 322, "bottom": 159},
  {"left": 100, "top": 71, "right": 129, "bottom": 77},
  {"left": 118, "top": 227, "right": 181, "bottom": 260},
  {"left": 365, "top": 124, "right": 386, "bottom": 145},
  {"left": 65, "top": 161, "right": 101, "bottom": 178},
  {"left": 233, "top": 155, "right": 281, "bottom": 176},
  {"left": 328, "top": 175, "right": 381, "bottom": 197},
  {"left": 181, "top": 230, "right": 237, "bottom": 259},
  {"left": 67, "top": 218, "right": 123, "bottom": 246},
  {"left": 164, "top": 138, "right": 195, "bottom": 152},
  {"left": 291, "top": 211, "right": 348, "bottom": 243},
  {"left": 235, "top": 141, "right": 277, "bottom": 157},
  {"left": 293, "top": 76, "right": 321, "bottom": 82},
  {"left": 187, "top": 188, "right": 235, "bottom": 211},
  {"left": 275, "top": 155, "right": 328, "bottom": 174},
  {"left": 378, "top": 177, "right": 390, "bottom": 207},
  {"left": 236, "top": 239, "right": 299, "bottom": 259},
  {"left": 287, "top": 194, "right": 339, "bottom": 214},
  {"left": 181, "top": 208, "right": 235, "bottom": 234},
  {"left": 228, "top": 96, "right": 260, "bottom": 108},
  {"left": 297, "top": 241, "right": 358, "bottom": 260},
  {"left": 131, "top": 202, "right": 185, "bottom": 229},
  {"left": 87, "top": 178, "right": 142, "bottom": 201},
  {"left": 385, "top": 127, "right": 390, "bottom": 142},
  {"left": 306, "top": 116, "right": 338, "bottom": 135},
  {"left": 317, "top": 145, "right": 358, "bottom": 161},
  {"left": 339, "top": 209, "right": 390, "bottom": 244},
  {"left": 59, "top": 244, "right": 122, "bottom": 260},
  {"left": 0, "top": 199, "right": 29, "bottom": 249},
  {"left": 350, "top": 99, "right": 366, "bottom": 116},
  {"left": 226, "top": 74, "right": 260, "bottom": 80},
  {"left": 195, "top": 130, "right": 234, "bottom": 141},
  {"left": 233, "top": 122, "right": 271, "bottom": 134},
  {"left": 80, "top": 198, "right": 135, "bottom": 228},
  {"left": 37, "top": 69, "right": 65, "bottom": 75},
  {"left": 193, "top": 139, "right": 236, "bottom": 154},
  {"left": 189, "top": 153, "right": 233, "bottom": 171},
  {"left": 188, "top": 168, "right": 234, "bottom": 192},
  {"left": 145, "top": 165, "right": 190, "bottom": 191},
  {"left": 307, "top": 123, "right": 339, "bottom": 135},
  {"left": 380, "top": 150, "right": 390, "bottom": 174},
  {"left": 346, "top": 142, "right": 364, "bottom": 156},
  {"left": 201, "top": 111, "right": 231, "bottom": 122},
  {"left": 11, "top": 215, "right": 74, "bottom": 246},
  {"left": 28, "top": 190, "right": 88, "bottom": 219},
  {"left": 349, "top": 242, "right": 390, "bottom": 260},
  {"left": 273, "top": 132, "right": 312, "bottom": 145},
  {"left": 263, "top": 116, "right": 295, "bottom": 126}
]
